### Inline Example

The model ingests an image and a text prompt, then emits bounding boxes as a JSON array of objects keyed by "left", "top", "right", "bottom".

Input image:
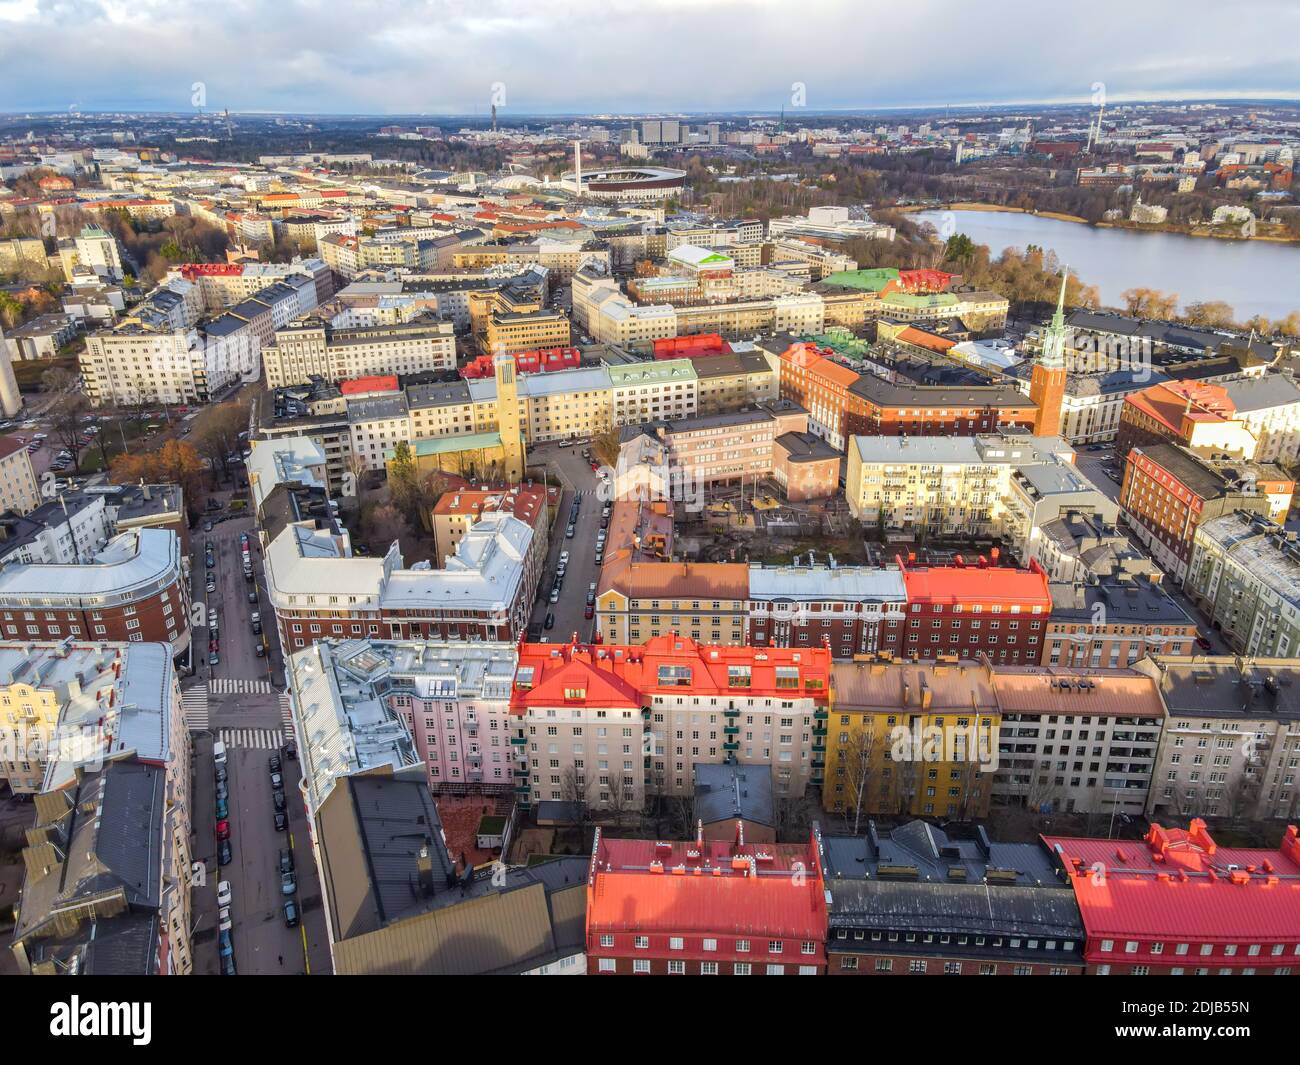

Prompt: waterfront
[{"left": 913, "top": 208, "right": 1300, "bottom": 322}]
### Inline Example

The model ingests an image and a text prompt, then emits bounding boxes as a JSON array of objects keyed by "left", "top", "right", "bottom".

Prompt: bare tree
[
  {"left": 49, "top": 394, "right": 89, "bottom": 473},
  {"left": 839, "top": 727, "right": 875, "bottom": 834}
]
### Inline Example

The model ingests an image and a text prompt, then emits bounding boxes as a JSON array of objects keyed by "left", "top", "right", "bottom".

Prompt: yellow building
[
  {"left": 824, "top": 658, "right": 1000, "bottom": 822},
  {"left": 484, "top": 308, "right": 571, "bottom": 356}
]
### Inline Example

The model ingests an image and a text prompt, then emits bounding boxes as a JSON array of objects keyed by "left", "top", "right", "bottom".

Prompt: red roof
[
  {"left": 901, "top": 557, "right": 1051, "bottom": 609},
  {"left": 587, "top": 834, "right": 827, "bottom": 940},
  {"left": 340, "top": 374, "right": 399, "bottom": 395},
  {"left": 897, "top": 326, "right": 956, "bottom": 353},
  {"left": 1044, "top": 822, "right": 1300, "bottom": 960},
  {"left": 511, "top": 636, "right": 830, "bottom": 714}
]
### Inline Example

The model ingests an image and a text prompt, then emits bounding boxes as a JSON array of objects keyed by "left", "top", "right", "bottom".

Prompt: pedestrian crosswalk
[
  {"left": 181, "top": 686, "right": 210, "bottom": 731},
  {"left": 209, "top": 678, "right": 276, "bottom": 695},
  {"left": 279, "top": 692, "right": 295, "bottom": 744},
  {"left": 217, "top": 728, "right": 284, "bottom": 750}
]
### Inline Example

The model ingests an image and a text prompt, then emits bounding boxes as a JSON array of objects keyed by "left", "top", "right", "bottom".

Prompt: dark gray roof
[
  {"left": 828, "top": 880, "right": 1083, "bottom": 941},
  {"left": 822, "top": 819, "right": 1062, "bottom": 886},
  {"left": 775, "top": 430, "right": 840, "bottom": 463},
  {"left": 1146, "top": 656, "right": 1300, "bottom": 722},
  {"left": 1049, "top": 575, "right": 1192, "bottom": 625},
  {"left": 694, "top": 763, "right": 775, "bottom": 827}
]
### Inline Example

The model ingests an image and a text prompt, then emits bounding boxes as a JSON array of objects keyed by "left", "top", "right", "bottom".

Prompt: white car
[
  {"left": 218, "top": 905, "right": 232, "bottom": 932},
  {"left": 559, "top": 551, "right": 570, "bottom": 564},
  {"left": 217, "top": 881, "right": 232, "bottom": 907}
]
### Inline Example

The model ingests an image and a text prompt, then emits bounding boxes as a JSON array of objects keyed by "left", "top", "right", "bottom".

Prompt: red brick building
[
  {"left": 1119, "top": 443, "right": 1284, "bottom": 582},
  {"left": 894, "top": 557, "right": 1052, "bottom": 665},
  {"left": 0, "top": 528, "right": 191, "bottom": 656},
  {"left": 586, "top": 828, "right": 828, "bottom": 975},
  {"left": 1044, "top": 820, "right": 1300, "bottom": 975}
]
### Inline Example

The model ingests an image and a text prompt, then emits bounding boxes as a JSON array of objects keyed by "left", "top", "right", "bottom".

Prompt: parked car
[
  {"left": 209, "top": 652, "right": 220, "bottom": 667},
  {"left": 255, "top": 644, "right": 266, "bottom": 658},
  {"left": 280, "top": 871, "right": 297, "bottom": 896},
  {"left": 216, "top": 819, "right": 230, "bottom": 841},
  {"left": 215, "top": 797, "right": 228, "bottom": 820},
  {"left": 214, "top": 764, "right": 227, "bottom": 783},
  {"left": 270, "top": 770, "right": 282, "bottom": 789},
  {"left": 218, "top": 905, "right": 232, "bottom": 932},
  {"left": 283, "top": 900, "right": 299, "bottom": 928},
  {"left": 279, "top": 849, "right": 294, "bottom": 874},
  {"left": 274, "top": 811, "right": 288, "bottom": 832},
  {"left": 584, "top": 604, "right": 594, "bottom": 619},
  {"left": 549, "top": 587, "right": 560, "bottom": 604},
  {"left": 270, "top": 753, "right": 281, "bottom": 773},
  {"left": 215, "top": 781, "right": 228, "bottom": 802},
  {"left": 565, "top": 524, "right": 575, "bottom": 538},
  {"left": 221, "top": 954, "right": 236, "bottom": 976},
  {"left": 248, "top": 590, "right": 258, "bottom": 604},
  {"left": 1196, "top": 635, "right": 1213, "bottom": 651},
  {"left": 273, "top": 790, "right": 286, "bottom": 812},
  {"left": 544, "top": 612, "right": 555, "bottom": 630},
  {"left": 217, "top": 880, "right": 233, "bottom": 907},
  {"left": 218, "top": 839, "right": 232, "bottom": 866}
]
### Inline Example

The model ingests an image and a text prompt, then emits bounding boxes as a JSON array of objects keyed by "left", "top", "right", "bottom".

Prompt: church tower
[
  {"left": 1030, "top": 272, "right": 1069, "bottom": 437},
  {"left": 494, "top": 354, "right": 527, "bottom": 482}
]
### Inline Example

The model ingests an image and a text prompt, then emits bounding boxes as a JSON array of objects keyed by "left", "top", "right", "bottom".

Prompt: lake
[{"left": 912, "top": 208, "right": 1300, "bottom": 323}]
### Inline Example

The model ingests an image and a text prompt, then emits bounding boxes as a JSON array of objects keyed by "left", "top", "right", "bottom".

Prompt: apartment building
[
  {"left": 1045, "top": 820, "right": 1300, "bottom": 975},
  {"left": 772, "top": 340, "right": 862, "bottom": 449},
  {"left": 1137, "top": 656, "right": 1300, "bottom": 823},
  {"left": 1120, "top": 442, "right": 1289, "bottom": 583},
  {"left": 823, "top": 822, "right": 1085, "bottom": 976},
  {"left": 509, "top": 636, "right": 831, "bottom": 810},
  {"left": 430, "top": 484, "right": 551, "bottom": 568},
  {"left": 615, "top": 400, "right": 808, "bottom": 494},
  {"left": 748, "top": 564, "right": 907, "bottom": 658},
  {"left": 607, "top": 359, "right": 698, "bottom": 427},
  {"left": 826, "top": 658, "right": 1000, "bottom": 821},
  {"left": 8, "top": 642, "right": 193, "bottom": 976},
  {"left": 1186, "top": 510, "right": 1300, "bottom": 656},
  {"left": 168, "top": 258, "right": 333, "bottom": 312},
  {"left": 1117, "top": 374, "right": 1300, "bottom": 465},
  {"left": 0, "top": 436, "right": 41, "bottom": 515},
  {"left": 1045, "top": 573, "right": 1197, "bottom": 668},
  {"left": 484, "top": 307, "right": 571, "bottom": 355},
  {"left": 594, "top": 560, "right": 749, "bottom": 645},
  {"left": 263, "top": 311, "right": 455, "bottom": 388},
  {"left": 266, "top": 509, "right": 537, "bottom": 653},
  {"left": 586, "top": 829, "right": 827, "bottom": 976},
  {"left": 991, "top": 666, "right": 1164, "bottom": 817},
  {"left": 298, "top": 638, "right": 520, "bottom": 796},
  {"left": 81, "top": 319, "right": 244, "bottom": 407},
  {"left": 0, "top": 528, "right": 192, "bottom": 656},
  {"left": 690, "top": 348, "right": 779, "bottom": 414}
]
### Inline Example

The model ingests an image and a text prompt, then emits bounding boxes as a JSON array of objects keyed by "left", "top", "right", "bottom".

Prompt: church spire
[{"left": 1039, "top": 270, "right": 1069, "bottom": 370}]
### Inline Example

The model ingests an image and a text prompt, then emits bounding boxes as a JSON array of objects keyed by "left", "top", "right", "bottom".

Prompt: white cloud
[{"left": 0, "top": 0, "right": 1296, "bottom": 113}]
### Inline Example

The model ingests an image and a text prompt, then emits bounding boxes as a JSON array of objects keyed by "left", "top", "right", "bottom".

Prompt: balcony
[
  {"left": 812, "top": 726, "right": 827, "bottom": 737},
  {"left": 813, "top": 710, "right": 828, "bottom": 721},
  {"left": 510, "top": 735, "right": 527, "bottom": 745},
  {"left": 723, "top": 740, "right": 740, "bottom": 752},
  {"left": 515, "top": 767, "right": 530, "bottom": 778},
  {"left": 724, "top": 725, "right": 740, "bottom": 735},
  {"left": 723, "top": 707, "right": 740, "bottom": 717}
]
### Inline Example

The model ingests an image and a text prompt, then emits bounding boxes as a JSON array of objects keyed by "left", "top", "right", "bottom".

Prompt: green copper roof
[{"left": 822, "top": 267, "right": 900, "bottom": 292}]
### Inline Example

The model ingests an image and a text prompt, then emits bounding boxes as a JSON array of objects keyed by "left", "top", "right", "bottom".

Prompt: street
[
  {"left": 185, "top": 490, "right": 331, "bottom": 975},
  {"left": 527, "top": 441, "right": 605, "bottom": 643}
]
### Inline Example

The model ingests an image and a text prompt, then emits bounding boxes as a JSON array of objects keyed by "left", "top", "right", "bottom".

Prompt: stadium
[{"left": 565, "top": 164, "right": 687, "bottom": 201}]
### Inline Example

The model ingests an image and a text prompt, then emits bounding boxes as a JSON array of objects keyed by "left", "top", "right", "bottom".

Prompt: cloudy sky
[{"left": 2, "top": 0, "right": 1297, "bottom": 115}]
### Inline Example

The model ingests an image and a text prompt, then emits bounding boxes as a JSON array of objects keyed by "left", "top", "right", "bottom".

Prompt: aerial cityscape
[{"left": 0, "top": 3, "right": 1298, "bottom": 1015}]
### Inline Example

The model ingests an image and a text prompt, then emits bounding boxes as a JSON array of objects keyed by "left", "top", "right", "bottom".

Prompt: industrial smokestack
[{"left": 574, "top": 139, "right": 583, "bottom": 196}]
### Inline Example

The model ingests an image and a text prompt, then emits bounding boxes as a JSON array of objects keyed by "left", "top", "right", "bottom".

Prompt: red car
[
  {"left": 584, "top": 604, "right": 594, "bottom": 619},
  {"left": 1196, "top": 635, "right": 1213, "bottom": 651},
  {"left": 216, "top": 819, "right": 230, "bottom": 841},
  {"left": 590, "top": 461, "right": 600, "bottom": 471}
]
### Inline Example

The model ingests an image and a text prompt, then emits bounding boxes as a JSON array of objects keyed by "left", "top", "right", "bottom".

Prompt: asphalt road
[
  {"left": 527, "top": 441, "right": 605, "bottom": 643},
  {"left": 186, "top": 497, "right": 330, "bottom": 975}
]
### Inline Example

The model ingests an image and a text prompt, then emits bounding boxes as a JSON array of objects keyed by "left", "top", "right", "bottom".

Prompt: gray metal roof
[{"left": 694, "top": 763, "right": 775, "bottom": 828}]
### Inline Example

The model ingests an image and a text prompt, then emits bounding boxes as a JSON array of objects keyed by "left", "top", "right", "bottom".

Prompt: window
[
  {"left": 766, "top": 964, "right": 785, "bottom": 976},
  {"left": 634, "top": 936, "right": 649, "bottom": 949},
  {"left": 600, "top": 934, "right": 613, "bottom": 948},
  {"left": 632, "top": 959, "right": 650, "bottom": 974},
  {"left": 733, "top": 962, "right": 751, "bottom": 975},
  {"left": 598, "top": 958, "right": 616, "bottom": 972},
  {"left": 667, "top": 960, "right": 685, "bottom": 975},
  {"left": 768, "top": 940, "right": 783, "bottom": 954},
  {"left": 669, "top": 937, "right": 684, "bottom": 951}
]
